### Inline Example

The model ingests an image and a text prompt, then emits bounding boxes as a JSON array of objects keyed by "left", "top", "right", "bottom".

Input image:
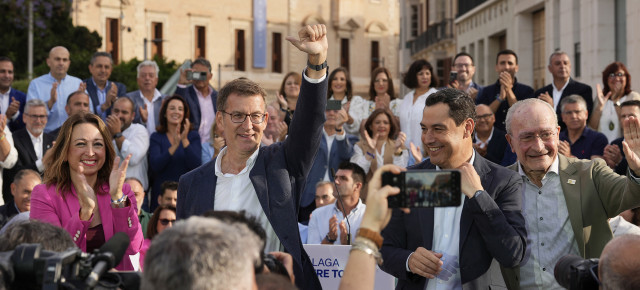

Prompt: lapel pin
[{"left": 567, "top": 179, "right": 576, "bottom": 185}]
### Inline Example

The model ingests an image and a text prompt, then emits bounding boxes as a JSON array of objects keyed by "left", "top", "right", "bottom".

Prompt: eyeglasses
[
  {"left": 516, "top": 131, "right": 557, "bottom": 144},
  {"left": 454, "top": 63, "right": 473, "bottom": 69},
  {"left": 476, "top": 113, "right": 493, "bottom": 121},
  {"left": 562, "top": 109, "right": 584, "bottom": 115},
  {"left": 25, "top": 113, "right": 48, "bottom": 120},
  {"left": 159, "top": 219, "right": 176, "bottom": 226},
  {"left": 374, "top": 79, "right": 389, "bottom": 83},
  {"left": 608, "top": 72, "right": 626, "bottom": 79},
  {"left": 220, "top": 110, "right": 266, "bottom": 124}
]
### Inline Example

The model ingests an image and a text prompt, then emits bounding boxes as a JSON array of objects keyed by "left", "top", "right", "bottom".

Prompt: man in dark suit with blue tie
[
  {"left": 175, "top": 58, "right": 218, "bottom": 143},
  {"left": 0, "top": 57, "right": 27, "bottom": 132},
  {"left": 84, "top": 52, "right": 127, "bottom": 120},
  {"left": 177, "top": 24, "right": 328, "bottom": 290},
  {"left": 2, "top": 99, "right": 54, "bottom": 204},
  {"left": 380, "top": 88, "right": 526, "bottom": 289},
  {"left": 534, "top": 51, "right": 593, "bottom": 130}
]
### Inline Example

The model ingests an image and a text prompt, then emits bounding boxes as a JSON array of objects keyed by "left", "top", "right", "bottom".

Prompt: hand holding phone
[{"left": 383, "top": 169, "right": 461, "bottom": 208}]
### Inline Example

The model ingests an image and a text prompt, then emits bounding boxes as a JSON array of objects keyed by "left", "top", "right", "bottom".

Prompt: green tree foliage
[{"left": 0, "top": 0, "right": 102, "bottom": 80}]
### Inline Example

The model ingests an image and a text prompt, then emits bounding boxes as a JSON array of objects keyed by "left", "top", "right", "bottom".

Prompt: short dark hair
[
  {"left": 191, "top": 58, "right": 212, "bottom": 72},
  {"left": 217, "top": 78, "right": 268, "bottom": 112},
  {"left": 337, "top": 161, "right": 366, "bottom": 185},
  {"left": 90, "top": 52, "right": 113, "bottom": 65},
  {"left": 621, "top": 100, "right": 640, "bottom": 110},
  {"left": 403, "top": 59, "right": 438, "bottom": 89},
  {"left": 147, "top": 205, "right": 177, "bottom": 239},
  {"left": 496, "top": 49, "right": 518, "bottom": 65},
  {"left": 0, "top": 56, "right": 13, "bottom": 65},
  {"left": 0, "top": 220, "right": 76, "bottom": 252},
  {"left": 66, "top": 91, "right": 89, "bottom": 105},
  {"left": 425, "top": 88, "right": 476, "bottom": 126},
  {"left": 160, "top": 181, "right": 178, "bottom": 197},
  {"left": 453, "top": 52, "right": 474, "bottom": 65},
  {"left": 114, "top": 96, "right": 135, "bottom": 110}
]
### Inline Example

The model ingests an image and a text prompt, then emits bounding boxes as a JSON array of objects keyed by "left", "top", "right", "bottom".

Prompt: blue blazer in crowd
[
  {"left": 174, "top": 85, "right": 218, "bottom": 133},
  {"left": 300, "top": 132, "right": 358, "bottom": 208},
  {"left": 6, "top": 88, "right": 26, "bottom": 132},
  {"left": 84, "top": 78, "right": 127, "bottom": 118},
  {"left": 176, "top": 74, "right": 326, "bottom": 290},
  {"left": 127, "top": 90, "right": 165, "bottom": 129}
]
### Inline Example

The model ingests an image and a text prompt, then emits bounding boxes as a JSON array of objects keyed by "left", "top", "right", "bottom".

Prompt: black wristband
[
  {"left": 307, "top": 60, "right": 328, "bottom": 71},
  {"left": 113, "top": 132, "right": 123, "bottom": 139},
  {"left": 325, "top": 233, "right": 336, "bottom": 243}
]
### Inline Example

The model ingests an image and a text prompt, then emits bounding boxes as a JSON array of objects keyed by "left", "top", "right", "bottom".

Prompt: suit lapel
[
  {"left": 16, "top": 130, "right": 38, "bottom": 164},
  {"left": 86, "top": 80, "right": 100, "bottom": 113},
  {"left": 557, "top": 155, "right": 585, "bottom": 256},
  {"left": 197, "top": 162, "right": 218, "bottom": 214},
  {"left": 249, "top": 150, "right": 271, "bottom": 219},
  {"left": 154, "top": 97, "right": 163, "bottom": 127},
  {"left": 189, "top": 86, "right": 202, "bottom": 122}
]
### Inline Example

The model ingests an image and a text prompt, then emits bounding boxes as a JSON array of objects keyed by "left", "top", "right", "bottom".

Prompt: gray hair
[
  {"left": 12, "top": 169, "right": 41, "bottom": 185},
  {"left": 505, "top": 98, "right": 557, "bottom": 134},
  {"left": 141, "top": 216, "right": 261, "bottom": 290},
  {"left": 600, "top": 235, "right": 640, "bottom": 290},
  {"left": 315, "top": 181, "right": 334, "bottom": 189},
  {"left": 24, "top": 99, "right": 48, "bottom": 115},
  {"left": 137, "top": 60, "right": 160, "bottom": 77},
  {"left": 549, "top": 50, "right": 569, "bottom": 65},
  {"left": 559, "top": 94, "right": 587, "bottom": 113},
  {"left": 90, "top": 52, "right": 114, "bottom": 65}
]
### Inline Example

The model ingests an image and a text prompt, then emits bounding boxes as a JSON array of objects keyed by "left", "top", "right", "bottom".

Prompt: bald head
[
  {"left": 599, "top": 235, "right": 640, "bottom": 290},
  {"left": 47, "top": 46, "right": 71, "bottom": 81}
]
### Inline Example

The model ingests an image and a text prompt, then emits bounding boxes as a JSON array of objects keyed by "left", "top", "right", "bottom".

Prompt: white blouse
[{"left": 398, "top": 88, "right": 438, "bottom": 149}]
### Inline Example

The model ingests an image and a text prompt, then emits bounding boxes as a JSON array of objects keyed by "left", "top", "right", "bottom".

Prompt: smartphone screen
[
  {"left": 384, "top": 170, "right": 461, "bottom": 208},
  {"left": 326, "top": 100, "right": 342, "bottom": 111},
  {"left": 449, "top": 71, "right": 458, "bottom": 83}
]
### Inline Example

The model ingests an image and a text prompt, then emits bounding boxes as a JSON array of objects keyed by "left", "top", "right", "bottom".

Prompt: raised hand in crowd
[
  {"left": 339, "top": 164, "right": 402, "bottom": 290},
  {"left": 409, "top": 141, "right": 423, "bottom": 162},
  {"left": 276, "top": 91, "right": 289, "bottom": 111},
  {"left": 621, "top": 116, "right": 640, "bottom": 175},
  {"left": 472, "top": 142, "right": 488, "bottom": 157},
  {"left": 363, "top": 130, "right": 380, "bottom": 157},
  {"left": 269, "top": 251, "right": 296, "bottom": 284},
  {"left": 323, "top": 214, "right": 339, "bottom": 244},
  {"left": 48, "top": 82, "right": 58, "bottom": 109},
  {"left": 558, "top": 140, "right": 573, "bottom": 158},
  {"left": 339, "top": 220, "right": 349, "bottom": 245},
  {"left": 77, "top": 82, "right": 86, "bottom": 93},
  {"left": 394, "top": 132, "right": 407, "bottom": 152},
  {"left": 336, "top": 106, "right": 348, "bottom": 132},
  {"left": 286, "top": 24, "right": 328, "bottom": 78},
  {"left": 603, "top": 144, "right": 623, "bottom": 169},
  {"left": 5, "top": 97, "right": 20, "bottom": 119},
  {"left": 139, "top": 103, "right": 148, "bottom": 123},
  {"left": 108, "top": 154, "right": 131, "bottom": 204},
  {"left": 595, "top": 83, "right": 613, "bottom": 105},
  {"left": 537, "top": 91, "right": 553, "bottom": 106},
  {"left": 374, "top": 93, "right": 391, "bottom": 110},
  {"left": 467, "top": 87, "right": 479, "bottom": 100},
  {"left": 101, "top": 84, "right": 118, "bottom": 112},
  {"left": 106, "top": 114, "right": 122, "bottom": 136},
  {"left": 73, "top": 162, "right": 98, "bottom": 222}
]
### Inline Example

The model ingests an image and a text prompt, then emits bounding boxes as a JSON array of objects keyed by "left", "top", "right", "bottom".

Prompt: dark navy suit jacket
[
  {"left": 176, "top": 75, "right": 326, "bottom": 290},
  {"left": 0, "top": 203, "right": 19, "bottom": 229},
  {"left": 84, "top": 78, "right": 127, "bottom": 118},
  {"left": 127, "top": 90, "right": 165, "bottom": 129},
  {"left": 483, "top": 127, "right": 509, "bottom": 165},
  {"left": 2, "top": 128, "right": 54, "bottom": 204},
  {"left": 174, "top": 85, "right": 218, "bottom": 133},
  {"left": 300, "top": 132, "right": 358, "bottom": 207},
  {"left": 7, "top": 88, "right": 27, "bottom": 132},
  {"left": 477, "top": 79, "right": 534, "bottom": 132},
  {"left": 533, "top": 79, "right": 593, "bottom": 130},
  {"left": 380, "top": 154, "right": 526, "bottom": 289}
]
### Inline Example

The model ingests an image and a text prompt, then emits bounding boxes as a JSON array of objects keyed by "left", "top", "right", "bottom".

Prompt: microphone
[
  {"left": 85, "top": 232, "right": 130, "bottom": 288},
  {"left": 331, "top": 168, "right": 352, "bottom": 245}
]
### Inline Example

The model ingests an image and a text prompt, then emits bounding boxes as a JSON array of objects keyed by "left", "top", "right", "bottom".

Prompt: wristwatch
[
  {"left": 113, "top": 132, "right": 123, "bottom": 139},
  {"left": 307, "top": 60, "right": 328, "bottom": 71},
  {"left": 325, "top": 233, "right": 336, "bottom": 243}
]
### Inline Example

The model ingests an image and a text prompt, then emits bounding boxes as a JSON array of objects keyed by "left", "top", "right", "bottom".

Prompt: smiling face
[
  {"left": 475, "top": 104, "right": 495, "bottom": 134},
  {"left": 421, "top": 103, "right": 473, "bottom": 169},
  {"left": 608, "top": 69, "right": 627, "bottom": 93},
  {"left": 217, "top": 94, "right": 267, "bottom": 155},
  {"left": 374, "top": 72, "right": 389, "bottom": 96},
  {"left": 506, "top": 102, "right": 559, "bottom": 176},
  {"left": 66, "top": 92, "right": 91, "bottom": 116},
  {"left": 165, "top": 99, "right": 185, "bottom": 127},
  {"left": 112, "top": 98, "right": 135, "bottom": 131},
  {"left": 89, "top": 56, "right": 113, "bottom": 84},
  {"left": 67, "top": 123, "right": 106, "bottom": 179},
  {"left": 496, "top": 54, "right": 518, "bottom": 77},
  {"left": 137, "top": 65, "right": 159, "bottom": 92},
  {"left": 453, "top": 55, "right": 475, "bottom": 83},
  {"left": 23, "top": 105, "right": 48, "bottom": 136},
  {"left": 11, "top": 172, "right": 41, "bottom": 213},
  {"left": 370, "top": 112, "right": 390, "bottom": 140},
  {"left": 284, "top": 75, "right": 301, "bottom": 98},
  {"left": 0, "top": 60, "right": 14, "bottom": 92},
  {"left": 331, "top": 71, "right": 347, "bottom": 95},
  {"left": 156, "top": 208, "right": 176, "bottom": 234},
  {"left": 416, "top": 67, "right": 432, "bottom": 90}
]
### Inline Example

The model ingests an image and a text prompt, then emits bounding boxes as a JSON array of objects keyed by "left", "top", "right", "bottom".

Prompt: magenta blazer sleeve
[{"left": 30, "top": 182, "right": 144, "bottom": 271}]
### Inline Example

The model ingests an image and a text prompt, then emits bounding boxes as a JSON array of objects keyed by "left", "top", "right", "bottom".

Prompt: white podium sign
[{"left": 303, "top": 244, "right": 395, "bottom": 290}]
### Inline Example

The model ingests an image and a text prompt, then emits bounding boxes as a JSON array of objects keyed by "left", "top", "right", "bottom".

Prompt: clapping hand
[
  {"left": 108, "top": 154, "right": 131, "bottom": 201},
  {"left": 603, "top": 144, "right": 623, "bottom": 169},
  {"left": 363, "top": 129, "right": 379, "bottom": 154},
  {"left": 596, "top": 84, "right": 613, "bottom": 105},
  {"left": 139, "top": 104, "right": 148, "bottom": 123},
  {"left": 622, "top": 116, "right": 640, "bottom": 175},
  {"left": 5, "top": 97, "right": 20, "bottom": 119},
  {"left": 73, "top": 163, "right": 97, "bottom": 221},
  {"left": 394, "top": 132, "right": 407, "bottom": 151}
]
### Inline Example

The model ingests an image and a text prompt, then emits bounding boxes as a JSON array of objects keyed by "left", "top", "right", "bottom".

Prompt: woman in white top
[
  {"left": 327, "top": 67, "right": 364, "bottom": 136},
  {"left": 351, "top": 108, "right": 408, "bottom": 181},
  {"left": 589, "top": 62, "right": 640, "bottom": 142},
  {"left": 398, "top": 59, "right": 439, "bottom": 150}
]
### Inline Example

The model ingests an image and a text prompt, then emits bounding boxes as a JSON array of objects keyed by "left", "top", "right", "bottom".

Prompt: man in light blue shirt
[{"left": 26, "top": 46, "right": 88, "bottom": 133}]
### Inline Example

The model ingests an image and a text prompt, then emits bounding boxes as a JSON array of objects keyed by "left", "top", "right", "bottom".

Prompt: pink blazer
[{"left": 30, "top": 182, "right": 144, "bottom": 271}]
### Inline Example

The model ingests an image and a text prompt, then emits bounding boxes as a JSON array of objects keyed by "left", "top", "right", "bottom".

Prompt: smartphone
[
  {"left": 449, "top": 71, "right": 458, "bottom": 83},
  {"left": 187, "top": 70, "right": 208, "bottom": 81},
  {"left": 382, "top": 169, "right": 462, "bottom": 208},
  {"left": 326, "top": 100, "right": 342, "bottom": 111}
]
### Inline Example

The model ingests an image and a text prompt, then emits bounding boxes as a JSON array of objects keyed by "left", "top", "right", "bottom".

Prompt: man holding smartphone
[
  {"left": 449, "top": 52, "right": 483, "bottom": 101},
  {"left": 175, "top": 58, "right": 218, "bottom": 144},
  {"left": 380, "top": 88, "right": 526, "bottom": 289}
]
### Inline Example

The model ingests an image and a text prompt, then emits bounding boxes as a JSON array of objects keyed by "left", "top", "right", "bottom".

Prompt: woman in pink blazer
[{"left": 31, "top": 113, "right": 143, "bottom": 271}]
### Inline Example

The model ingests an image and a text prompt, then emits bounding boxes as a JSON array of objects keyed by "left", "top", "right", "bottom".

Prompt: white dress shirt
[
  {"left": 0, "top": 125, "right": 18, "bottom": 206},
  {"left": 306, "top": 199, "right": 366, "bottom": 244},
  {"left": 196, "top": 85, "right": 216, "bottom": 143},
  {"left": 114, "top": 123, "right": 149, "bottom": 189},
  {"left": 0, "top": 88, "right": 20, "bottom": 122},
  {"left": 27, "top": 130, "right": 45, "bottom": 172},
  {"left": 142, "top": 89, "right": 163, "bottom": 134},
  {"left": 399, "top": 88, "right": 438, "bottom": 149},
  {"left": 551, "top": 79, "right": 570, "bottom": 112}
]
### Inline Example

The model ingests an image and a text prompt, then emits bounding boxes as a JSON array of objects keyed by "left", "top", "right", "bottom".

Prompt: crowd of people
[{"left": 0, "top": 22, "right": 639, "bottom": 290}]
